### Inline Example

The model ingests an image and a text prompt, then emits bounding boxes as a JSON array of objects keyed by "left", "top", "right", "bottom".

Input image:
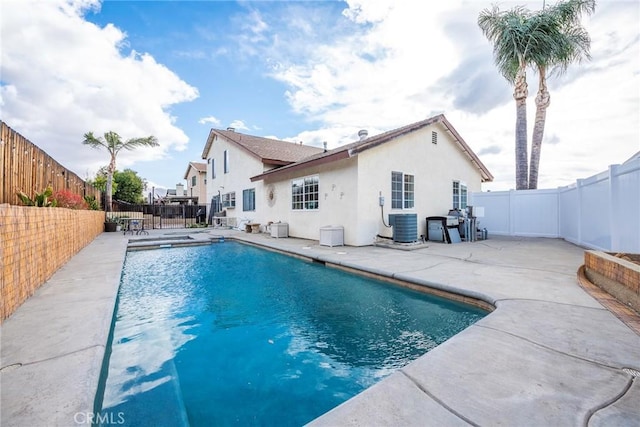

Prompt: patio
[{"left": 1, "top": 229, "right": 638, "bottom": 426}]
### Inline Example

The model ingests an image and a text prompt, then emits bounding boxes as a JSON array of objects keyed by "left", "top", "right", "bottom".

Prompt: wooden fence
[
  {"left": 0, "top": 204, "right": 105, "bottom": 322},
  {"left": 0, "top": 121, "right": 101, "bottom": 206}
]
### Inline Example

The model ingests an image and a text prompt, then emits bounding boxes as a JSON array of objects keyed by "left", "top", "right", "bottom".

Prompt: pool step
[{"left": 127, "top": 236, "right": 225, "bottom": 250}]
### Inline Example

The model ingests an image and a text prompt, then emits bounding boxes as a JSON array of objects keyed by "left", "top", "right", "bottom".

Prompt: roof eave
[
  {"left": 439, "top": 117, "right": 494, "bottom": 182},
  {"left": 263, "top": 159, "right": 294, "bottom": 166},
  {"left": 201, "top": 130, "right": 217, "bottom": 159},
  {"left": 250, "top": 150, "right": 351, "bottom": 182}
]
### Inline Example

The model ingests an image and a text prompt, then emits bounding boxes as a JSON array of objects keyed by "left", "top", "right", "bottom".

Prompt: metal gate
[{"left": 110, "top": 202, "right": 208, "bottom": 230}]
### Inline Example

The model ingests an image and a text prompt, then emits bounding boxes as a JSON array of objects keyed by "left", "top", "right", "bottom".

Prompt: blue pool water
[{"left": 98, "top": 241, "right": 486, "bottom": 426}]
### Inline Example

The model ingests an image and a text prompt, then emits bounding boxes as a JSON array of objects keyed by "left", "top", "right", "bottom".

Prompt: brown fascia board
[
  {"left": 183, "top": 164, "right": 192, "bottom": 180},
  {"left": 183, "top": 161, "right": 207, "bottom": 180},
  {"left": 250, "top": 150, "right": 350, "bottom": 182},
  {"left": 201, "top": 129, "right": 304, "bottom": 168},
  {"left": 346, "top": 115, "right": 443, "bottom": 156},
  {"left": 201, "top": 130, "right": 216, "bottom": 159},
  {"left": 347, "top": 114, "right": 493, "bottom": 182},
  {"left": 439, "top": 117, "right": 494, "bottom": 182},
  {"left": 263, "top": 158, "right": 294, "bottom": 166},
  {"left": 201, "top": 129, "right": 265, "bottom": 163},
  {"left": 250, "top": 114, "right": 493, "bottom": 183}
]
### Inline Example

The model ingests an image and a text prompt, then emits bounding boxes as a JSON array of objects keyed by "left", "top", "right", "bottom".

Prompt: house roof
[
  {"left": 183, "top": 161, "right": 207, "bottom": 180},
  {"left": 201, "top": 129, "right": 323, "bottom": 166},
  {"left": 251, "top": 114, "right": 494, "bottom": 182}
]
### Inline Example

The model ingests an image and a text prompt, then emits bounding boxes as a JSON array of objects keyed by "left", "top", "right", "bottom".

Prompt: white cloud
[
  {"left": 2, "top": 0, "right": 637, "bottom": 192},
  {"left": 228, "top": 120, "right": 250, "bottom": 131},
  {"left": 342, "top": 0, "right": 395, "bottom": 24},
  {"left": 0, "top": 0, "right": 198, "bottom": 179},
  {"left": 198, "top": 116, "right": 221, "bottom": 126},
  {"left": 263, "top": 0, "right": 639, "bottom": 190}
]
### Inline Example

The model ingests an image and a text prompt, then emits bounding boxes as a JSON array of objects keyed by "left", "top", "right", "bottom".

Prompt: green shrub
[{"left": 17, "top": 186, "right": 57, "bottom": 207}]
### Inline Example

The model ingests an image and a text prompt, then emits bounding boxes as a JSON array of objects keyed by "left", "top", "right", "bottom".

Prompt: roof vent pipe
[
  {"left": 323, "top": 141, "right": 327, "bottom": 152},
  {"left": 227, "top": 127, "right": 235, "bottom": 132},
  {"left": 358, "top": 129, "right": 368, "bottom": 140}
]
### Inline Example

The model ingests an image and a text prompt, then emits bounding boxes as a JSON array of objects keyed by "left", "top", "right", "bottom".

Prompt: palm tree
[
  {"left": 527, "top": 0, "right": 594, "bottom": 189},
  {"left": 83, "top": 131, "right": 159, "bottom": 211},
  {"left": 479, "top": 1, "right": 594, "bottom": 190},
  {"left": 478, "top": 5, "right": 539, "bottom": 190}
]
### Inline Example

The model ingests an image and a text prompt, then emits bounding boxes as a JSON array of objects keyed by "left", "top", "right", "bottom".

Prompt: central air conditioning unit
[{"left": 388, "top": 213, "right": 418, "bottom": 243}]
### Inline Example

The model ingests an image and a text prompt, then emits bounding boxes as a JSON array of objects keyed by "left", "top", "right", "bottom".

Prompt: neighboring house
[
  {"left": 202, "top": 115, "right": 493, "bottom": 246},
  {"left": 201, "top": 127, "right": 323, "bottom": 215},
  {"left": 164, "top": 183, "right": 199, "bottom": 205},
  {"left": 184, "top": 161, "right": 207, "bottom": 203}
]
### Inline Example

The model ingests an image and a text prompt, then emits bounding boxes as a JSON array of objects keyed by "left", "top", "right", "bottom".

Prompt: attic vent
[
  {"left": 358, "top": 129, "right": 368, "bottom": 141},
  {"left": 227, "top": 127, "right": 235, "bottom": 132},
  {"left": 432, "top": 131, "right": 438, "bottom": 144}
]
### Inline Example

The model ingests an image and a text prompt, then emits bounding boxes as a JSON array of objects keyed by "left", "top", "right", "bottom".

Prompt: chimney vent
[{"left": 358, "top": 129, "right": 368, "bottom": 140}]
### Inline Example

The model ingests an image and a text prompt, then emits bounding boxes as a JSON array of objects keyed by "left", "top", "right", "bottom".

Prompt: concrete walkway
[{"left": 1, "top": 229, "right": 639, "bottom": 426}]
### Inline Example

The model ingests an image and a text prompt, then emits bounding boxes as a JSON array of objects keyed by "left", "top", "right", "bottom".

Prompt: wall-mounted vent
[{"left": 432, "top": 131, "right": 438, "bottom": 144}]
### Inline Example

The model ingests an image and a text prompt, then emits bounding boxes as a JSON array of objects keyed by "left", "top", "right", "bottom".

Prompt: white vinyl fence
[{"left": 471, "top": 157, "right": 640, "bottom": 253}]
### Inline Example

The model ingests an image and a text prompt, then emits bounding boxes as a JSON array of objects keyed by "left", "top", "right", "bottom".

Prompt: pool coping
[{"left": 1, "top": 229, "right": 639, "bottom": 426}]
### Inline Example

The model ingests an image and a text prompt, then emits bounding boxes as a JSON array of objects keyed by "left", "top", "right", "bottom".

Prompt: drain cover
[{"left": 622, "top": 367, "right": 640, "bottom": 377}]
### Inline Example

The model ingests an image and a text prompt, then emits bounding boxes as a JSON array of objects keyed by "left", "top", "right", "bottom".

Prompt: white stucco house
[{"left": 201, "top": 114, "right": 493, "bottom": 246}]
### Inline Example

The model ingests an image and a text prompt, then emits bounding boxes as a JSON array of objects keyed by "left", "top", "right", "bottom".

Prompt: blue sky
[{"left": 1, "top": 0, "right": 638, "bottom": 193}]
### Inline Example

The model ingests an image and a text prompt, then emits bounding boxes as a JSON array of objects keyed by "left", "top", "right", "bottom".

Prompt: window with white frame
[
  {"left": 291, "top": 175, "right": 319, "bottom": 210},
  {"left": 243, "top": 188, "right": 255, "bottom": 211},
  {"left": 222, "top": 191, "right": 236, "bottom": 208},
  {"left": 391, "top": 171, "right": 414, "bottom": 209},
  {"left": 224, "top": 150, "right": 229, "bottom": 173},
  {"left": 452, "top": 181, "right": 467, "bottom": 209}
]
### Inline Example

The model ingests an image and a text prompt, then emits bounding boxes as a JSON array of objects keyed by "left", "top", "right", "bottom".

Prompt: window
[
  {"left": 211, "top": 158, "right": 216, "bottom": 179},
  {"left": 291, "top": 175, "right": 319, "bottom": 210},
  {"left": 452, "top": 181, "right": 468, "bottom": 209},
  {"left": 222, "top": 191, "right": 236, "bottom": 208},
  {"left": 391, "top": 171, "right": 414, "bottom": 209},
  {"left": 191, "top": 175, "right": 197, "bottom": 187},
  {"left": 243, "top": 188, "right": 255, "bottom": 211},
  {"left": 403, "top": 174, "right": 414, "bottom": 208},
  {"left": 224, "top": 150, "right": 229, "bottom": 173},
  {"left": 391, "top": 172, "right": 403, "bottom": 209}
]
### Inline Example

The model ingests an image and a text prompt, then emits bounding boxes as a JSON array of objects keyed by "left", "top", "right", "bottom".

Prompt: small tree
[
  {"left": 114, "top": 169, "right": 146, "bottom": 204},
  {"left": 86, "top": 166, "right": 110, "bottom": 193},
  {"left": 82, "top": 131, "right": 159, "bottom": 211}
]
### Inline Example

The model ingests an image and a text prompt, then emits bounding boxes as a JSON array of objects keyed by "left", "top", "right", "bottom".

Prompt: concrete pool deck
[{"left": 1, "top": 229, "right": 639, "bottom": 426}]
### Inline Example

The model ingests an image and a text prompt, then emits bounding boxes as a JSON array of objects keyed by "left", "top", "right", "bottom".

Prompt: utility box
[
  {"left": 270, "top": 223, "right": 289, "bottom": 238},
  {"left": 426, "top": 216, "right": 447, "bottom": 243},
  {"left": 320, "top": 225, "right": 344, "bottom": 247}
]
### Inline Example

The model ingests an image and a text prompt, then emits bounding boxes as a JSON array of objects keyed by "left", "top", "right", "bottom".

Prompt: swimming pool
[{"left": 97, "top": 241, "right": 487, "bottom": 426}]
